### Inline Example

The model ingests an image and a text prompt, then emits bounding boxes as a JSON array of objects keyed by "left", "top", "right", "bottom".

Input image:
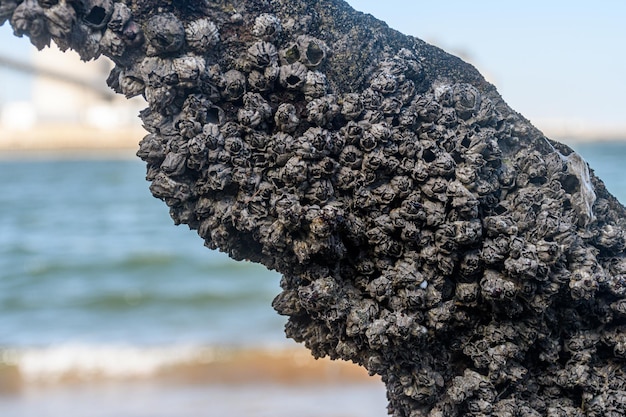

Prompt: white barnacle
[
  {"left": 172, "top": 54, "right": 206, "bottom": 88},
  {"left": 247, "top": 41, "right": 278, "bottom": 69},
  {"left": 185, "top": 17, "right": 219, "bottom": 53},
  {"left": 564, "top": 152, "right": 597, "bottom": 227},
  {"left": 252, "top": 13, "right": 282, "bottom": 40}
]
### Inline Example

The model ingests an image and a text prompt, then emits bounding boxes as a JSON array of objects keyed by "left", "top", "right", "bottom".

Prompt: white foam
[{"left": 1, "top": 344, "right": 219, "bottom": 382}]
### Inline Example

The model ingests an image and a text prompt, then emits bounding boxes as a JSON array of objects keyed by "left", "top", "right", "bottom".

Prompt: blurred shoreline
[
  {"left": 0, "top": 344, "right": 386, "bottom": 417},
  {"left": 0, "top": 344, "right": 376, "bottom": 390},
  {"left": 0, "top": 125, "right": 144, "bottom": 154},
  {"left": 1, "top": 125, "right": 624, "bottom": 159}
]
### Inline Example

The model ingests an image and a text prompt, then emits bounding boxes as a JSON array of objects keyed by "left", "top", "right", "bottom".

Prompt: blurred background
[{"left": 0, "top": 1, "right": 625, "bottom": 416}]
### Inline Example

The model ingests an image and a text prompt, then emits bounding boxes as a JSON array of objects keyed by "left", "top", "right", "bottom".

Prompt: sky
[{"left": 1, "top": 0, "right": 625, "bottom": 138}]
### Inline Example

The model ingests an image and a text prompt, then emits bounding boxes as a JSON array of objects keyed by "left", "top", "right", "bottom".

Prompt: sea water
[
  {"left": 0, "top": 153, "right": 386, "bottom": 417},
  {"left": 0, "top": 141, "right": 625, "bottom": 416}
]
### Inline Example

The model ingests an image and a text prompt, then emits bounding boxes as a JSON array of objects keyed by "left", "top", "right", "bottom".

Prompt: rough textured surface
[{"left": 5, "top": 0, "right": 626, "bottom": 415}]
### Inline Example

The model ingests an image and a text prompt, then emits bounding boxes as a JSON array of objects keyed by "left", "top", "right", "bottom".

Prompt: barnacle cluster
[{"left": 6, "top": 0, "right": 626, "bottom": 416}]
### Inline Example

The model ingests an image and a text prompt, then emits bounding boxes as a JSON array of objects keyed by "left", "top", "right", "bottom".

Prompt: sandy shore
[
  {"left": 0, "top": 125, "right": 145, "bottom": 155},
  {"left": 0, "top": 345, "right": 386, "bottom": 417}
]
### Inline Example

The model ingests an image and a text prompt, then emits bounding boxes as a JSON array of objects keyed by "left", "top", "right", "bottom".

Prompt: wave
[{"left": 0, "top": 344, "right": 375, "bottom": 389}]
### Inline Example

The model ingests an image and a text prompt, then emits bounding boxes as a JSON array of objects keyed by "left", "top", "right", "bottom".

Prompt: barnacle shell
[
  {"left": 184, "top": 17, "right": 219, "bottom": 53},
  {"left": 303, "top": 70, "right": 328, "bottom": 100},
  {"left": 247, "top": 41, "right": 278, "bottom": 69},
  {"left": 82, "top": 0, "right": 113, "bottom": 29},
  {"left": 0, "top": 0, "right": 19, "bottom": 25},
  {"left": 274, "top": 103, "right": 300, "bottom": 133},
  {"left": 100, "top": 28, "right": 125, "bottom": 57},
  {"left": 42, "top": 0, "right": 76, "bottom": 41},
  {"left": 295, "top": 35, "right": 327, "bottom": 69},
  {"left": 107, "top": 2, "right": 131, "bottom": 32},
  {"left": 252, "top": 13, "right": 281, "bottom": 40},
  {"left": 172, "top": 54, "right": 206, "bottom": 88},
  {"left": 279, "top": 62, "right": 307, "bottom": 90},
  {"left": 11, "top": 0, "right": 50, "bottom": 50},
  {"left": 221, "top": 69, "right": 246, "bottom": 101},
  {"left": 144, "top": 12, "right": 185, "bottom": 56}
]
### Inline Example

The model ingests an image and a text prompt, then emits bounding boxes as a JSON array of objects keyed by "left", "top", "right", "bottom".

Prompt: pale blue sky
[{"left": 1, "top": 1, "right": 625, "bottom": 136}]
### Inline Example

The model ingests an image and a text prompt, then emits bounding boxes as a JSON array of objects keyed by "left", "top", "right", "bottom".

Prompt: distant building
[
  {"left": 0, "top": 43, "right": 146, "bottom": 151},
  {"left": 32, "top": 44, "right": 144, "bottom": 129}
]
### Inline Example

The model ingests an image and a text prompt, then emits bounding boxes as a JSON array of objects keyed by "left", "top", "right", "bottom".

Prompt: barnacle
[
  {"left": 302, "top": 70, "right": 328, "bottom": 100},
  {"left": 100, "top": 28, "right": 125, "bottom": 57},
  {"left": 247, "top": 41, "right": 278, "bottom": 69},
  {"left": 278, "top": 62, "right": 307, "bottom": 90},
  {"left": 237, "top": 92, "right": 271, "bottom": 128},
  {"left": 184, "top": 17, "right": 219, "bottom": 53},
  {"left": 42, "top": 0, "right": 76, "bottom": 41},
  {"left": 252, "top": 13, "right": 281, "bottom": 41},
  {"left": 306, "top": 96, "right": 338, "bottom": 127},
  {"left": 340, "top": 93, "right": 363, "bottom": 121},
  {"left": 172, "top": 55, "right": 206, "bottom": 88},
  {"left": 10, "top": 0, "right": 50, "bottom": 50},
  {"left": 0, "top": 0, "right": 19, "bottom": 25},
  {"left": 81, "top": 0, "right": 113, "bottom": 29},
  {"left": 220, "top": 69, "right": 246, "bottom": 101},
  {"left": 295, "top": 35, "right": 327, "bottom": 69},
  {"left": 144, "top": 12, "right": 185, "bottom": 56},
  {"left": 107, "top": 2, "right": 131, "bottom": 32},
  {"left": 248, "top": 65, "right": 279, "bottom": 93}
]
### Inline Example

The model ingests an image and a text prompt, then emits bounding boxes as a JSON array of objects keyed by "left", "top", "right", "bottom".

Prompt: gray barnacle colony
[{"left": 12, "top": 0, "right": 626, "bottom": 416}]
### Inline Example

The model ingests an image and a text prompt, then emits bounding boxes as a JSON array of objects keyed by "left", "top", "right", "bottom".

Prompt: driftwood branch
[{"left": 4, "top": 0, "right": 626, "bottom": 415}]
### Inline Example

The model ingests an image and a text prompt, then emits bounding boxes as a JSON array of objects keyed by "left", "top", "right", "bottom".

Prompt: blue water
[
  {"left": 1, "top": 141, "right": 626, "bottom": 350},
  {"left": 0, "top": 157, "right": 284, "bottom": 348}
]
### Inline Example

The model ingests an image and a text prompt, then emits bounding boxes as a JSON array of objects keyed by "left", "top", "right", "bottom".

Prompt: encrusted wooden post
[{"left": 4, "top": 0, "right": 626, "bottom": 415}]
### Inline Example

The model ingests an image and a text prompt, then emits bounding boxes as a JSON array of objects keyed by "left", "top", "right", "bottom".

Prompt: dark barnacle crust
[{"left": 6, "top": 0, "right": 626, "bottom": 416}]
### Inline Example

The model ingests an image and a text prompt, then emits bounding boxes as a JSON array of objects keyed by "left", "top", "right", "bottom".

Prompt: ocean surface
[{"left": 1, "top": 141, "right": 626, "bottom": 416}]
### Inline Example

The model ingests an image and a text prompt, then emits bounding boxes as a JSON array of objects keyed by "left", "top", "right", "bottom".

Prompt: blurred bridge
[{"left": 0, "top": 54, "right": 116, "bottom": 100}]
